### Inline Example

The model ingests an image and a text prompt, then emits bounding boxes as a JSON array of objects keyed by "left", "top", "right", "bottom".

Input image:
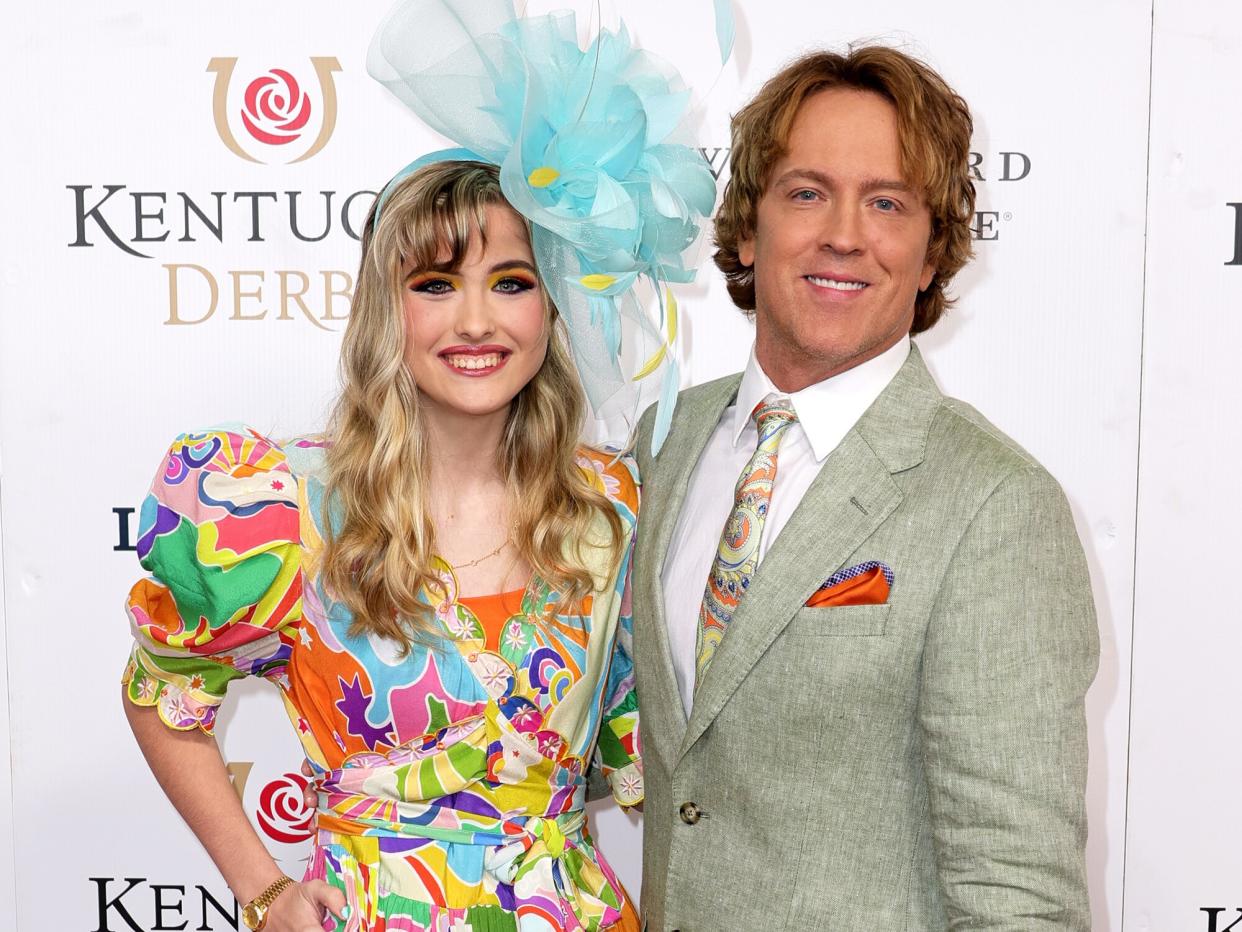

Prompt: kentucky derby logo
[
  {"left": 255, "top": 771, "right": 315, "bottom": 844},
  {"left": 207, "top": 57, "right": 341, "bottom": 163}
]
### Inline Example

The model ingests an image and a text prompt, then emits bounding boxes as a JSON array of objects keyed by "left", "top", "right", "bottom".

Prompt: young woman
[{"left": 122, "top": 160, "right": 643, "bottom": 931}]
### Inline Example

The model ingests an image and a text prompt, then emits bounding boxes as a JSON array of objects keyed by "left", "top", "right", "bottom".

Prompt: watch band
[{"left": 242, "top": 875, "right": 294, "bottom": 930}]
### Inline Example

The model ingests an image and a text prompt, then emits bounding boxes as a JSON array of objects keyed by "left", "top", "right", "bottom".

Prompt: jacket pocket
[{"left": 784, "top": 603, "right": 889, "bottom": 637}]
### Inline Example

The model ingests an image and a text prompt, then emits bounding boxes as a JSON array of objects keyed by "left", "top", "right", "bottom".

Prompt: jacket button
[{"left": 678, "top": 801, "right": 701, "bottom": 825}]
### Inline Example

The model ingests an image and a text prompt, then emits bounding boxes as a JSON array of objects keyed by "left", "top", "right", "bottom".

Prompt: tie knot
[{"left": 752, "top": 399, "right": 797, "bottom": 439}]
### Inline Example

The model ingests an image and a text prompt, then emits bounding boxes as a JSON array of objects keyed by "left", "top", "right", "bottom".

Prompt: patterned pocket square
[{"left": 804, "top": 561, "right": 894, "bottom": 608}]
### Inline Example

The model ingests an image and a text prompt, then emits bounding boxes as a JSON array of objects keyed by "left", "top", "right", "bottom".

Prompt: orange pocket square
[{"left": 804, "top": 562, "right": 893, "bottom": 608}]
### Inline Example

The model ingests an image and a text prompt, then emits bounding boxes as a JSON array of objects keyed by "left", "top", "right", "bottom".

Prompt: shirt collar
[{"left": 731, "top": 336, "right": 911, "bottom": 461}]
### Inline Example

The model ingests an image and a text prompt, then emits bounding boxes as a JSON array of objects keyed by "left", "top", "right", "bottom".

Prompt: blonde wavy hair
[{"left": 323, "top": 161, "right": 622, "bottom": 648}]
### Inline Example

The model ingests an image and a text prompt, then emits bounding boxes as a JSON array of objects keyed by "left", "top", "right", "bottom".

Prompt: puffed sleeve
[
  {"left": 122, "top": 427, "right": 304, "bottom": 734},
  {"left": 583, "top": 451, "right": 643, "bottom": 808}
]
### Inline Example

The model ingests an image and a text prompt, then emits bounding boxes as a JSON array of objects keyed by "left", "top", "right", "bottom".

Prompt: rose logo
[
  {"left": 207, "top": 57, "right": 341, "bottom": 164},
  {"left": 256, "top": 771, "right": 314, "bottom": 844},
  {"left": 241, "top": 69, "right": 311, "bottom": 145}
]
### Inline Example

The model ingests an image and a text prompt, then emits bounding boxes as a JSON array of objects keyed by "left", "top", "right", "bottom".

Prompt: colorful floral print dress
[{"left": 122, "top": 428, "right": 643, "bottom": 931}]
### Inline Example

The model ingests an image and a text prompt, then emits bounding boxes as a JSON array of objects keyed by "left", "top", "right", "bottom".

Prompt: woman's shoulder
[
  {"left": 152, "top": 425, "right": 329, "bottom": 483},
  {"left": 141, "top": 425, "right": 312, "bottom": 555},
  {"left": 277, "top": 433, "right": 332, "bottom": 481},
  {"left": 574, "top": 446, "right": 639, "bottom": 518},
  {"left": 139, "top": 425, "right": 333, "bottom": 562}
]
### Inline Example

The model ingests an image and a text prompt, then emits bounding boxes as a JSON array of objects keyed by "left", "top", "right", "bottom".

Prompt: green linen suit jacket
[{"left": 631, "top": 344, "right": 1098, "bottom": 931}]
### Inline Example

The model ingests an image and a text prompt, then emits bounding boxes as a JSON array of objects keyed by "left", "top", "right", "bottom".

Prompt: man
[{"left": 632, "top": 47, "right": 1098, "bottom": 930}]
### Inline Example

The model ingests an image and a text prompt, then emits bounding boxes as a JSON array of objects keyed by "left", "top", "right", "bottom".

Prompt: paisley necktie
[{"left": 695, "top": 399, "right": 798, "bottom": 684}]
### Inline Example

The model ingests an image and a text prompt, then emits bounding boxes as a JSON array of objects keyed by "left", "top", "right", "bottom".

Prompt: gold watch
[{"left": 241, "top": 876, "right": 294, "bottom": 931}]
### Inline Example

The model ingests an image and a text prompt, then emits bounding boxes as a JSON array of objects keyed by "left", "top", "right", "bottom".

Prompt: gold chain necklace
[{"left": 448, "top": 535, "right": 511, "bottom": 569}]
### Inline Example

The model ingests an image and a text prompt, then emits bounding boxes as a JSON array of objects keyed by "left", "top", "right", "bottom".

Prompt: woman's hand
[
  {"left": 122, "top": 698, "right": 346, "bottom": 930},
  {"left": 262, "top": 879, "right": 349, "bottom": 931}
]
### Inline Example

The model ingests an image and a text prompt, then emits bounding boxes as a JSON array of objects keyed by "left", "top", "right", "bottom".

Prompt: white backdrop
[
  {"left": 1124, "top": 2, "right": 1242, "bottom": 930},
  {"left": 0, "top": 1, "right": 1229, "bottom": 929}
]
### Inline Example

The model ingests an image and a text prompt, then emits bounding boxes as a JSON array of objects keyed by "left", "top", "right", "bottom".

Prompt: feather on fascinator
[{"left": 367, "top": 0, "right": 733, "bottom": 453}]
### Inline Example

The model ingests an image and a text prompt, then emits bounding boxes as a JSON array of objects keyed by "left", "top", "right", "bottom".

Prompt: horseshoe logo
[{"left": 207, "top": 56, "right": 342, "bottom": 164}]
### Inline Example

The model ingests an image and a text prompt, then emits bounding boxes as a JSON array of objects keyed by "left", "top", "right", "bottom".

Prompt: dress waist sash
[
  {"left": 317, "top": 797, "right": 588, "bottom": 866},
  {"left": 305, "top": 751, "right": 619, "bottom": 928}
]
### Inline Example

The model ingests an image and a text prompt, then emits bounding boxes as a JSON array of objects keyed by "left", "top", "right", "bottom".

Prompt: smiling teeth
[
  {"left": 807, "top": 276, "right": 866, "bottom": 291},
  {"left": 446, "top": 354, "right": 501, "bottom": 370}
]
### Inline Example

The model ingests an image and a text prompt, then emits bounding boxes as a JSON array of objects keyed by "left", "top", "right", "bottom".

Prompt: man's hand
[{"left": 301, "top": 759, "right": 320, "bottom": 822}]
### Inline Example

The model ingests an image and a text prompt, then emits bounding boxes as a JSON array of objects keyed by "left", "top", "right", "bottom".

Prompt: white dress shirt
[{"left": 660, "top": 337, "right": 911, "bottom": 715}]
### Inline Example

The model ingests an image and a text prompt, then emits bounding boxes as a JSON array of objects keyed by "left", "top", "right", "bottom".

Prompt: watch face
[{"left": 241, "top": 903, "right": 263, "bottom": 930}]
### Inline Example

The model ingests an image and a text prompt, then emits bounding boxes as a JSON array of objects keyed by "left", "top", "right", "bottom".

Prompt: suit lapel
[
  {"left": 678, "top": 432, "right": 900, "bottom": 758},
  {"left": 678, "top": 345, "right": 943, "bottom": 760},
  {"left": 635, "top": 375, "right": 741, "bottom": 765}
]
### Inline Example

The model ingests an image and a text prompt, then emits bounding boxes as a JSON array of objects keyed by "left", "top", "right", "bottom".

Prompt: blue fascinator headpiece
[{"left": 367, "top": 0, "right": 732, "bottom": 453}]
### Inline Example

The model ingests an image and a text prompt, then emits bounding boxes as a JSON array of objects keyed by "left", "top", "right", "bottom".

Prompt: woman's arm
[{"left": 123, "top": 692, "right": 348, "bottom": 931}]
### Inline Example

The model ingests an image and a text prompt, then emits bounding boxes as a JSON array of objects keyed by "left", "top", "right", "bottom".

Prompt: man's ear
[
  {"left": 919, "top": 237, "right": 936, "bottom": 291},
  {"left": 738, "top": 234, "right": 755, "bottom": 268}
]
